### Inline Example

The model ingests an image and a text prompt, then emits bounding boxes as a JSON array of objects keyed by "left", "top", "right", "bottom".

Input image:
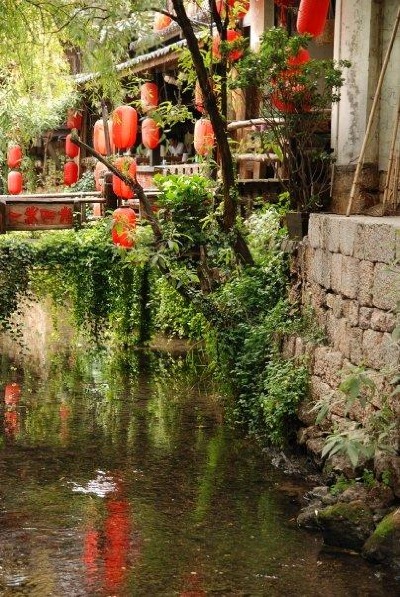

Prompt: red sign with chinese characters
[{"left": 5, "top": 202, "right": 75, "bottom": 230}]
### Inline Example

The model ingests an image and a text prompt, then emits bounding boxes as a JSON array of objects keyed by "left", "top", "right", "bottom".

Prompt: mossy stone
[
  {"left": 362, "top": 509, "right": 400, "bottom": 567},
  {"left": 317, "top": 500, "right": 375, "bottom": 550}
]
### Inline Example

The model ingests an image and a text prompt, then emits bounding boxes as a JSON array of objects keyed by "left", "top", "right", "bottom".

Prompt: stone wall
[{"left": 293, "top": 214, "right": 400, "bottom": 489}]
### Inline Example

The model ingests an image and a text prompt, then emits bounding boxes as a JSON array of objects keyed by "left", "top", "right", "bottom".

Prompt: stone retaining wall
[{"left": 293, "top": 214, "right": 400, "bottom": 489}]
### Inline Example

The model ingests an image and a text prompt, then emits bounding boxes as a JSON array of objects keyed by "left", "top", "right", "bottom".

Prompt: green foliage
[
  {"left": 315, "top": 366, "right": 398, "bottom": 470},
  {"left": 66, "top": 171, "right": 95, "bottom": 193},
  {"left": 329, "top": 474, "right": 355, "bottom": 497},
  {"left": 153, "top": 276, "right": 207, "bottom": 340},
  {"left": 0, "top": 222, "right": 148, "bottom": 345},
  {"left": 259, "top": 357, "right": 309, "bottom": 446}
]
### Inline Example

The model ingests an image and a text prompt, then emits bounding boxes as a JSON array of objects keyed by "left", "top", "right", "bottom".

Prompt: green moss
[
  {"left": 373, "top": 513, "right": 396, "bottom": 539},
  {"left": 319, "top": 502, "right": 372, "bottom": 525}
]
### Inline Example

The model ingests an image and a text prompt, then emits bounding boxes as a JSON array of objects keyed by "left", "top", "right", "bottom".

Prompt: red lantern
[
  {"left": 8, "top": 170, "right": 23, "bottom": 195},
  {"left": 64, "top": 161, "right": 79, "bottom": 186},
  {"left": 194, "top": 118, "right": 215, "bottom": 156},
  {"left": 65, "top": 134, "right": 79, "bottom": 159},
  {"left": 66, "top": 109, "right": 83, "bottom": 130},
  {"left": 142, "top": 117, "right": 160, "bottom": 150},
  {"left": 297, "top": 0, "right": 330, "bottom": 37},
  {"left": 141, "top": 83, "right": 159, "bottom": 113},
  {"left": 112, "top": 206, "right": 137, "bottom": 248},
  {"left": 7, "top": 145, "right": 22, "bottom": 169},
  {"left": 4, "top": 383, "right": 21, "bottom": 406},
  {"left": 93, "top": 119, "right": 113, "bottom": 156},
  {"left": 194, "top": 81, "right": 205, "bottom": 114},
  {"left": 112, "top": 157, "right": 137, "bottom": 200},
  {"left": 93, "top": 203, "right": 102, "bottom": 217},
  {"left": 153, "top": 13, "right": 172, "bottom": 31},
  {"left": 112, "top": 106, "right": 138, "bottom": 150},
  {"left": 212, "top": 30, "right": 243, "bottom": 62}
]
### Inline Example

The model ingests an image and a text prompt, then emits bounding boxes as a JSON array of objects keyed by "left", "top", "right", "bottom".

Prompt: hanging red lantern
[
  {"left": 112, "top": 157, "right": 137, "bottom": 200},
  {"left": 93, "top": 203, "right": 102, "bottom": 217},
  {"left": 7, "top": 145, "right": 22, "bottom": 169},
  {"left": 64, "top": 161, "right": 79, "bottom": 186},
  {"left": 297, "top": 0, "right": 330, "bottom": 37},
  {"left": 142, "top": 117, "right": 160, "bottom": 150},
  {"left": 111, "top": 206, "right": 137, "bottom": 248},
  {"left": 212, "top": 30, "right": 243, "bottom": 62},
  {"left": 141, "top": 83, "right": 159, "bottom": 113},
  {"left": 93, "top": 119, "right": 114, "bottom": 156},
  {"left": 112, "top": 106, "right": 138, "bottom": 150},
  {"left": 4, "top": 383, "right": 21, "bottom": 406},
  {"left": 8, "top": 170, "right": 23, "bottom": 195},
  {"left": 194, "top": 81, "right": 206, "bottom": 114},
  {"left": 65, "top": 134, "right": 79, "bottom": 159},
  {"left": 66, "top": 109, "right": 83, "bottom": 130},
  {"left": 153, "top": 13, "right": 172, "bottom": 31},
  {"left": 194, "top": 118, "right": 215, "bottom": 156}
]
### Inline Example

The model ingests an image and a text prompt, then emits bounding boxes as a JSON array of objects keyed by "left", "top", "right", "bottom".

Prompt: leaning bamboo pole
[
  {"left": 382, "top": 96, "right": 400, "bottom": 213},
  {"left": 346, "top": 5, "right": 400, "bottom": 216}
]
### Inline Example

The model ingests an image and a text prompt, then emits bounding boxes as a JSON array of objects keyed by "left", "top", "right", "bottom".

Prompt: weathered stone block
[
  {"left": 310, "top": 248, "right": 331, "bottom": 289},
  {"left": 313, "top": 346, "right": 344, "bottom": 387},
  {"left": 306, "top": 283, "right": 327, "bottom": 309},
  {"left": 362, "top": 329, "right": 384, "bottom": 370},
  {"left": 325, "top": 217, "right": 341, "bottom": 253},
  {"left": 308, "top": 213, "right": 322, "bottom": 249},
  {"left": 358, "top": 260, "right": 374, "bottom": 306},
  {"left": 359, "top": 307, "right": 373, "bottom": 329},
  {"left": 326, "top": 292, "right": 343, "bottom": 318},
  {"left": 381, "top": 332, "right": 400, "bottom": 371},
  {"left": 331, "top": 253, "right": 343, "bottom": 294},
  {"left": 349, "top": 327, "right": 364, "bottom": 365},
  {"left": 363, "top": 222, "right": 396, "bottom": 264},
  {"left": 343, "top": 299, "right": 359, "bottom": 327},
  {"left": 370, "top": 309, "right": 396, "bottom": 333},
  {"left": 341, "top": 256, "right": 360, "bottom": 299},
  {"left": 372, "top": 262, "right": 400, "bottom": 311},
  {"left": 339, "top": 219, "right": 359, "bottom": 257}
]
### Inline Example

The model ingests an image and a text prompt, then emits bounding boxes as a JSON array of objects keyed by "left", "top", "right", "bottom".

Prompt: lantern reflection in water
[
  {"left": 81, "top": 477, "right": 141, "bottom": 593},
  {"left": 4, "top": 382, "right": 21, "bottom": 438}
]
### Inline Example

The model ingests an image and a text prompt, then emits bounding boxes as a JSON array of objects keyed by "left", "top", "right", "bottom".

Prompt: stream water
[{"left": 0, "top": 347, "right": 398, "bottom": 596}]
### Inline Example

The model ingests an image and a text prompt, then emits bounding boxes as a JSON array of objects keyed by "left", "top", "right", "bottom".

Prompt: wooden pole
[
  {"left": 382, "top": 95, "right": 400, "bottom": 212},
  {"left": 101, "top": 100, "right": 112, "bottom": 156},
  {"left": 346, "top": 5, "right": 400, "bottom": 216}
]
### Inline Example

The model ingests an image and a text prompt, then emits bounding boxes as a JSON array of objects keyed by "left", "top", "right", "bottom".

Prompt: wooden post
[
  {"left": 103, "top": 172, "right": 118, "bottom": 212},
  {"left": 101, "top": 100, "right": 112, "bottom": 156},
  {"left": 0, "top": 202, "right": 6, "bottom": 233}
]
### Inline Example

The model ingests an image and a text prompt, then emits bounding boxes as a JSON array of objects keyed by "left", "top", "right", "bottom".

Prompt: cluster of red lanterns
[
  {"left": 64, "top": 109, "right": 82, "bottom": 186},
  {"left": 7, "top": 145, "right": 23, "bottom": 195}
]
